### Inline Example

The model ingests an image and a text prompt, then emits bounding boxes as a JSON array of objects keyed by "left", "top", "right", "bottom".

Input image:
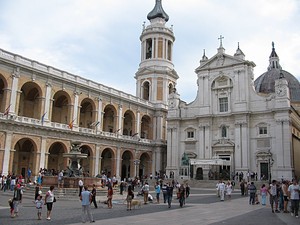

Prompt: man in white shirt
[
  {"left": 142, "top": 182, "right": 150, "bottom": 204},
  {"left": 78, "top": 179, "right": 84, "bottom": 197},
  {"left": 218, "top": 180, "right": 225, "bottom": 201},
  {"left": 288, "top": 179, "right": 299, "bottom": 218}
]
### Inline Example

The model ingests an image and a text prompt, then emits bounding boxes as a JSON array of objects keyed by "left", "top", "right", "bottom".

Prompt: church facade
[{"left": 167, "top": 40, "right": 300, "bottom": 181}]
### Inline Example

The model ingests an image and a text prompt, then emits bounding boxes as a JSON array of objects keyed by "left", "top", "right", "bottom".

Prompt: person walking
[
  {"left": 226, "top": 181, "right": 233, "bottom": 200},
  {"left": 44, "top": 185, "right": 55, "bottom": 220},
  {"left": 91, "top": 184, "right": 98, "bottom": 208},
  {"left": 126, "top": 185, "right": 134, "bottom": 211},
  {"left": 281, "top": 180, "right": 289, "bottom": 213},
  {"left": 12, "top": 184, "right": 23, "bottom": 218},
  {"left": 288, "top": 179, "right": 299, "bottom": 218},
  {"left": 78, "top": 179, "right": 84, "bottom": 197},
  {"left": 268, "top": 180, "right": 280, "bottom": 213},
  {"left": 58, "top": 170, "right": 64, "bottom": 188},
  {"left": 33, "top": 195, "right": 43, "bottom": 220},
  {"left": 142, "top": 182, "right": 150, "bottom": 204},
  {"left": 185, "top": 183, "right": 190, "bottom": 198},
  {"left": 80, "top": 186, "right": 95, "bottom": 223},
  {"left": 155, "top": 182, "right": 161, "bottom": 204},
  {"left": 166, "top": 182, "right": 174, "bottom": 208},
  {"left": 218, "top": 180, "right": 225, "bottom": 201},
  {"left": 178, "top": 184, "right": 186, "bottom": 207},
  {"left": 248, "top": 182, "right": 257, "bottom": 205},
  {"left": 260, "top": 184, "right": 267, "bottom": 206},
  {"left": 107, "top": 183, "right": 113, "bottom": 209},
  {"left": 162, "top": 183, "right": 168, "bottom": 203}
]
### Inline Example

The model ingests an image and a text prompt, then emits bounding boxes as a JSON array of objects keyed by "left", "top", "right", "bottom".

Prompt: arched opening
[
  {"left": 121, "top": 151, "right": 133, "bottom": 180},
  {"left": 141, "top": 115, "right": 152, "bottom": 139},
  {"left": 103, "top": 105, "right": 116, "bottom": 133},
  {"left": 13, "top": 138, "right": 37, "bottom": 177},
  {"left": 123, "top": 110, "right": 135, "bottom": 136},
  {"left": 139, "top": 153, "right": 151, "bottom": 179},
  {"left": 51, "top": 91, "right": 71, "bottom": 124},
  {"left": 18, "top": 82, "right": 42, "bottom": 119},
  {"left": 48, "top": 142, "right": 66, "bottom": 174},
  {"left": 80, "top": 145, "right": 93, "bottom": 176},
  {"left": 101, "top": 148, "right": 114, "bottom": 178},
  {"left": 142, "top": 81, "right": 150, "bottom": 100},
  {"left": 79, "top": 98, "right": 95, "bottom": 128},
  {"left": 146, "top": 38, "right": 152, "bottom": 59}
]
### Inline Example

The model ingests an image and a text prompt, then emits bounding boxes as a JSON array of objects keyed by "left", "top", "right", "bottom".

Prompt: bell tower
[{"left": 135, "top": 0, "right": 179, "bottom": 105}]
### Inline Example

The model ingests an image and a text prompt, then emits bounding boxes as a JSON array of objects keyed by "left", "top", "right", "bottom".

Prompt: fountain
[
  {"left": 42, "top": 141, "right": 101, "bottom": 189},
  {"left": 63, "top": 141, "right": 87, "bottom": 177}
]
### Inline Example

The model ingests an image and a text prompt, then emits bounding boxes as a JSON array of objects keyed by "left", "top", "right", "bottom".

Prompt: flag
[
  {"left": 68, "top": 118, "right": 76, "bottom": 129},
  {"left": 94, "top": 121, "right": 100, "bottom": 127},
  {"left": 115, "top": 128, "right": 121, "bottom": 133},
  {"left": 90, "top": 121, "right": 100, "bottom": 127},
  {"left": 41, "top": 112, "right": 47, "bottom": 124},
  {"left": 132, "top": 132, "right": 139, "bottom": 137},
  {"left": 3, "top": 104, "right": 11, "bottom": 116}
]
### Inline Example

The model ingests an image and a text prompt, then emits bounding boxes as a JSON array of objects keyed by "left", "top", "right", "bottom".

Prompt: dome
[
  {"left": 147, "top": 0, "right": 169, "bottom": 22},
  {"left": 254, "top": 42, "right": 300, "bottom": 102},
  {"left": 254, "top": 69, "right": 300, "bottom": 102}
]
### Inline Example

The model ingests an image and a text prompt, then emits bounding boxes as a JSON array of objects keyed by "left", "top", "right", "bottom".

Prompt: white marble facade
[{"left": 166, "top": 43, "right": 296, "bottom": 181}]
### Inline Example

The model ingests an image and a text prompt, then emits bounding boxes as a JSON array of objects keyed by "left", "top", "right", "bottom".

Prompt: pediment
[
  {"left": 195, "top": 53, "right": 251, "bottom": 73},
  {"left": 212, "top": 139, "right": 235, "bottom": 147}
]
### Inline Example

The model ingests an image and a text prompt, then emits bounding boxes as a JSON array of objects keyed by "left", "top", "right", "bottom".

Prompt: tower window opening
[
  {"left": 143, "top": 81, "right": 150, "bottom": 100},
  {"left": 146, "top": 39, "right": 152, "bottom": 59},
  {"left": 167, "top": 40, "right": 172, "bottom": 61}
]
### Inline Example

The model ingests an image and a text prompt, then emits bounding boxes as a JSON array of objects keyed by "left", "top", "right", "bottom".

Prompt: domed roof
[
  {"left": 147, "top": 0, "right": 169, "bottom": 22},
  {"left": 254, "top": 43, "right": 300, "bottom": 102}
]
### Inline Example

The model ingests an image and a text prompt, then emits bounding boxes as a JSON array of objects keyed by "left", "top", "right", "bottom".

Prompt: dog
[{"left": 131, "top": 199, "right": 142, "bottom": 209}]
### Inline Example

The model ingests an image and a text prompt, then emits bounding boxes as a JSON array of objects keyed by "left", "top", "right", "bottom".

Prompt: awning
[{"left": 190, "top": 159, "right": 230, "bottom": 166}]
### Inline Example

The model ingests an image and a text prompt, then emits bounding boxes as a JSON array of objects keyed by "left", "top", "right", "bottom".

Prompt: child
[
  {"left": 33, "top": 195, "right": 43, "bottom": 220},
  {"left": 8, "top": 199, "right": 14, "bottom": 218}
]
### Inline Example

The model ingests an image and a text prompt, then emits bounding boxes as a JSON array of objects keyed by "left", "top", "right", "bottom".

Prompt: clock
[{"left": 276, "top": 86, "right": 286, "bottom": 97}]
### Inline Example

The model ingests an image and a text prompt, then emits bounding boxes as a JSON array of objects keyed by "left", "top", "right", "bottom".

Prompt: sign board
[{"left": 190, "top": 159, "right": 230, "bottom": 166}]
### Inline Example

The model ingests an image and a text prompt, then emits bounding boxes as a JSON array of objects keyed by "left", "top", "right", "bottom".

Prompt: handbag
[{"left": 53, "top": 197, "right": 57, "bottom": 202}]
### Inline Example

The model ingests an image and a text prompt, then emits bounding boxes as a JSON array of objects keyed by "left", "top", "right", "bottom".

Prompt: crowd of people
[{"left": 216, "top": 178, "right": 299, "bottom": 219}]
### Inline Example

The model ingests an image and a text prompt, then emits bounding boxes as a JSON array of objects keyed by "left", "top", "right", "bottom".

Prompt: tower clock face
[{"left": 276, "top": 86, "right": 286, "bottom": 97}]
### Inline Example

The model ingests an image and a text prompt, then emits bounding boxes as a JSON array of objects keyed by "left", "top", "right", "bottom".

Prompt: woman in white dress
[{"left": 226, "top": 181, "right": 233, "bottom": 200}]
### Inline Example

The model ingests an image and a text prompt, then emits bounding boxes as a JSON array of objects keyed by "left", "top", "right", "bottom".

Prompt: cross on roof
[{"left": 218, "top": 35, "right": 224, "bottom": 47}]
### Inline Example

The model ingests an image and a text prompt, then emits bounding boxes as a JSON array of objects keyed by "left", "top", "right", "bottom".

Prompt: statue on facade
[{"left": 181, "top": 152, "right": 189, "bottom": 166}]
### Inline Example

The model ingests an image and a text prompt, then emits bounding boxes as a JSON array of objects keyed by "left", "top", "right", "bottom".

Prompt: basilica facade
[
  {"left": 167, "top": 41, "right": 300, "bottom": 181},
  {"left": 0, "top": 0, "right": 177, "bottom": 179}
]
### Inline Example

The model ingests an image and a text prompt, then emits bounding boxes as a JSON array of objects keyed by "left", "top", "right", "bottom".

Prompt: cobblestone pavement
[{"left": 0, "top": 188, "right": 298, "bottom": 225}]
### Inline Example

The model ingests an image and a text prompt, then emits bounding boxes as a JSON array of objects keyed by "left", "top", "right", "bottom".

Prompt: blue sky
[{"left": 0, "top": 0, "right": 299, "bottom": 103}]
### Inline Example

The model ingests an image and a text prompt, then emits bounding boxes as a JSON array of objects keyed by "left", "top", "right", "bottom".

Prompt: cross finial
[{"left": 218, "top": 35, "right": 224, "bottom": 47}]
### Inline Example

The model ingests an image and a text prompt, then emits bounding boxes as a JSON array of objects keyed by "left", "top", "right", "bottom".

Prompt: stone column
[
  {"left": 96, "top": 98, "right": 103, "bottom": 132},
  {"left": 136, "top": 110, "right": 140, "bottom": 135},
  {"left": 43, "top": 83, "right": 52, "bottom": 122},
  {"left": 39, "top": 137, "right": 47, "bottom": 170},
  {"left": 9, "top": 68, "right": 20, "bottom": 114},
  {"left": 94, "top": 145, "right": 100, "bottom": 176},
  {"left": 2, "top": 132, "right": 12, "bottom": 175},
  {"left": 73, "top": 92, "right": 79, "bottom": 126},
  {"left": 116, "top": 147, "right": 121, "bottom": 180},
  {"left": 117, "top": 104, "right": 123, "bottom": 134}
]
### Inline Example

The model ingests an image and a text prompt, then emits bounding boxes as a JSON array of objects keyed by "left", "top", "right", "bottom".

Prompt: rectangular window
[
  {"left": 219, "top": 97, "right": 228, "bottom": 112},
  {"left": 259, "top": 127, "right": 267, "bottom": 135},
  {"left": 187, "top": 131, "right": 194, "bottom": 138}
]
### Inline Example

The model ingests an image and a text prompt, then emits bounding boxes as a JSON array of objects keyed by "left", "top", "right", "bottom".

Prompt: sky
[{"left": 0, "top": 0, "right": 299, "bottom": 103}]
